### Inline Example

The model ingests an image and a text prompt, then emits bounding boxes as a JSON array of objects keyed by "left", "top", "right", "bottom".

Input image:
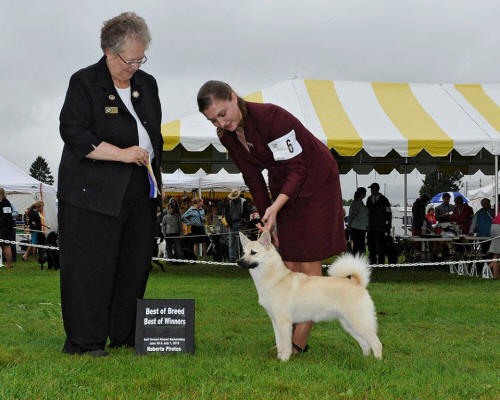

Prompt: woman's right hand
[{"left": 120, "top": 146, "right": 149, "bottom": 166}]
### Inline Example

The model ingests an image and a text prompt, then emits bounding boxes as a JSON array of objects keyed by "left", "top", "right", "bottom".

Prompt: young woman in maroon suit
[{"left": 197, "top": 81, "right": 346, "bottom": 354}]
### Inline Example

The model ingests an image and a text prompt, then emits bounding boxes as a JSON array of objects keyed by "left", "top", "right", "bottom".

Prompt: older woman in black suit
[{"left": 58, "top": 12, "right": 163, "bottom": 356}]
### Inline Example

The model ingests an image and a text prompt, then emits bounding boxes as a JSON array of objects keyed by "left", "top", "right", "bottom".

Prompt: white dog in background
[
  {"left": 157, "top": 237, "right": 166, "bottom": 259},
  {"left": 238, "top": 231, "right": 382, "bottom": 361}
]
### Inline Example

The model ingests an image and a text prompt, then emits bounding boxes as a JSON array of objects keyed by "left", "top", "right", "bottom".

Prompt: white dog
[
  {"left": 238, "top": 231, "right": 382, "bottom": 361},
  {"left": 157, "top": 237, "right": 166, "bottom": 259}
]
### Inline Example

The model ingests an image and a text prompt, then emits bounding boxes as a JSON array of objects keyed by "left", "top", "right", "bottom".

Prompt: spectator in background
[
  {"left": 469, "top": 198, "right": 493, "bottom": 255},
  {"left": 343, "top": 208, "right": 351, "bottom": 251},
  {"left": 366, "top": 183, "right": 392, "bottom": 264},
  {"left": 224, "top": 189, "right": 247, "bottom": 262},
  {"left": 435, "top": 193, "right": 455, "bottom": 223},
  {"left": 247, "top": 205, "right": 261, "bottom": 240},
  {"left": 411, "top": 194, "right": 430, "bottom": 236},
  {"left": 23, "top": 202, "right": 42, "bottom": 261},
  {"left": 162, "top": 202, "right": 183, "bottom": 261},
  {"left": 0, "top": 188, "right": 14, "bottom": 269},
  {"left": 37, "top": 201, "right": 50, "bottom": 231},
  {"left": 450, "top": 196, "right": 473, "bottom": 234},
  {"left": 487, "top": 209, "right": 500, "bottom": 280},
  {"left": 426, "top": 207, "right": 440, "bottom": 234},
  {"left": 347, "top": 187, "right": 369, "bottom": 256},
  {"left": 426, "top": 207, "right": 437, "bottom": 225},
  {"left": 182, "top": 198, "right": 207, "bottom": 257},
  {"left": 9, "top": 201, "right": 19, "bottom": 263}
]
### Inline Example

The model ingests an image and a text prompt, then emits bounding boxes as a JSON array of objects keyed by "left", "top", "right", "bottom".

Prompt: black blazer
[{"left": 58, "top": 56, "right": 163, "bottom": 217}]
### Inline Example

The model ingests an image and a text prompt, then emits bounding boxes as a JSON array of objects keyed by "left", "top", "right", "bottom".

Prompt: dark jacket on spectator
[
  {"left": 224, "top": 197, "right": 249, "bottom": 226},
  {"left": 366, "top": 194, "right": 392, "bottom": 232},
  {"left": 0, "top": 198, "right": 14, "bottom": 232},
  {"left": 412, "top": 197, "right": 427, "bottom": 232},
  {"left": 27, "top": 209, "right": 41, "bottom": 231}
]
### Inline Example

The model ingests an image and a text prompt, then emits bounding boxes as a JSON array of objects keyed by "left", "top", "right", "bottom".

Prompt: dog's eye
[{"left": 250, "top": 250, "right": 257, "bottom": 255}]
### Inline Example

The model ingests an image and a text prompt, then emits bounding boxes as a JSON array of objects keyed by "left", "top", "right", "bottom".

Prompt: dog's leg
[
  {"left": 270, "top": 316, "right": 281, "bottom": 351},
  {"left": 360, "top": 331, "right": 382, "bottom": 359},
  {"left": 338, "top": 317, "right": 371, "bottom": 356},
  {"left": 342, "top": 311, "right": 383, "bottom": 359},
  {"left": 275, "top": 318, "right": 293, "bottom": 361}
]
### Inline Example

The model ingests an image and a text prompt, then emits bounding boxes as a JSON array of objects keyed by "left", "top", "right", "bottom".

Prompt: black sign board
[{"left": 135, "top": 299, "right": 195, "bottom": 355}]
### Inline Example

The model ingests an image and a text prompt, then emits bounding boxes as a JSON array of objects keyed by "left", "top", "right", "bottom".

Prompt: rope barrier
[
  {"left": 0, "top": 237, "right": 497, "bottom": 278},
  {"left": 0, "top": 238, "right": 58, "bottom": 250}
]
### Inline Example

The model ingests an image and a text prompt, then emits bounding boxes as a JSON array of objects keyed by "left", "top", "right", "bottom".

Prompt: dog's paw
[{"left": 277, "top": 349, "right": 291, "bottom": 362}]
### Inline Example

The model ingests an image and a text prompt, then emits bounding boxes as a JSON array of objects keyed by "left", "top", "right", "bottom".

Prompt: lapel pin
[
  {"left": 105, "top": 106, "right": 118, "bottom": 114},
  {"left": 108, "top": 94, "right": 115, "bottom": 101},
  {"left": 132, "top": 90, "right": 140, "bottom": 98}
]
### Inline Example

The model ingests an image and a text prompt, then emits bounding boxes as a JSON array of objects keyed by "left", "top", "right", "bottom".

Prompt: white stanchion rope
[{"left": 1, "top": 237, "right": 499, "bottom": 275}]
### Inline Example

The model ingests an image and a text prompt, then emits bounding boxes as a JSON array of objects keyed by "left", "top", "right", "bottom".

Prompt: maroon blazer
[{"left": 219, "top": 101, "right": 341, "bottom": 217}]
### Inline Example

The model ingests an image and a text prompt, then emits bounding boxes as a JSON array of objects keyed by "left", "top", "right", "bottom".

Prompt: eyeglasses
[{"left": 116, "top": 53, "right": 148, "bottom": 67}]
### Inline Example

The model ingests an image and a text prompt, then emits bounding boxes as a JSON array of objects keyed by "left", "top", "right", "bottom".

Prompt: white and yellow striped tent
[{"left": 161, "top": 80, "right": 500, "bottom": 174}]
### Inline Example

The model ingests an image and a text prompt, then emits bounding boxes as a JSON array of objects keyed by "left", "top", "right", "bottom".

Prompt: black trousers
[
  {"left": 59, "top": 167, "right": 156, "bottom": 353},
  {"left": 10, "top": 227, "right": 16, "bottom": 262},
  {"left": 350, "top": 228, "right": 366, "bottom": 256},
  {"left": 165, "top": 233, "right": 183, "bottom": 260},
  {"left": 367, "top": 230, "right": 386, "bottom": 264}
]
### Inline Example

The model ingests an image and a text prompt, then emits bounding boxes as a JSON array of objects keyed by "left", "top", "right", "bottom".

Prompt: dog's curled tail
[{"left": 327, "top": 253, "right": 371, "bottom": 288}]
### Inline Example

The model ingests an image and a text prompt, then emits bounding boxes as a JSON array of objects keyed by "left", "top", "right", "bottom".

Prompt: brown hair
[
  {"left": 0, "top": 187, "right": 5, "bottom": 200},
  {"left": 197, "top": 80, "right": 247, "bottom": 137}
]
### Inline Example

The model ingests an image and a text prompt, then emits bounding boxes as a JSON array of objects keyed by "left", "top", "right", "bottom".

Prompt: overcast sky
[{"left": 1, "top": 0, "right": 499, "bottom": 203}]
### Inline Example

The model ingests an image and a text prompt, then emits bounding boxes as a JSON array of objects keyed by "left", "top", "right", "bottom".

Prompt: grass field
[{"left": 0, "top": 259, "right": 499, "bottom": 400}]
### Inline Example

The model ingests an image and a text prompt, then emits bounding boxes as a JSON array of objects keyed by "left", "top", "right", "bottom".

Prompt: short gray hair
[{"left": 100, "top": 12, "right": 151, "bottom": 54}]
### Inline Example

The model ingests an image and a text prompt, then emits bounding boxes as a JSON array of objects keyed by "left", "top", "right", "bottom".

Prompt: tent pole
[
  {"left": 404, "top": 161, "right": 408, "bottom": 236},
  {"left": 496, "top": 156, "right": 498, "bottom": 215}
]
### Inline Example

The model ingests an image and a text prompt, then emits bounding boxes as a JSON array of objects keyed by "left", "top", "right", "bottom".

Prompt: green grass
[{"left": 0, "top": 259, "right": 499, "bottom": 400}]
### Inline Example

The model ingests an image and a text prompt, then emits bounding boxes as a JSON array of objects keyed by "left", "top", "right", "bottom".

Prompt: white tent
[
  {"left": 161, "top": 169, "right": 269, "bottom": 193},
  {"left": 162, "top": 169, "right": 206, "bottom": 192},
  {"left": 200, "top": 169, "right": 268, "bottom": 191},
  {"left": 467, "top": 182, "right": 499, "bottom": 212},
  {"left": 162, "top": 79, "right": 500, "bottom": 175},
  {"left": 0, "top": 156, "right": 57, "bottom": 230},
  {"left": 468, "top": 183, "right": 496, "bottom": 200}
]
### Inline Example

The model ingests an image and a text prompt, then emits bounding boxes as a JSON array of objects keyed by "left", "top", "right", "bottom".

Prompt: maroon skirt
[{"left": 276, "top": 174, "right": 346, "bottom": 262}]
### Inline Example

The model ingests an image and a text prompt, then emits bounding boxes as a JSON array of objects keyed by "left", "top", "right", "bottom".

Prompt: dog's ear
[
  {"left": 239, "top": 232, "right": 251, "bottom": 248},
  {"left": 258, "top": 231, "right": 272, "bottom": 249}
]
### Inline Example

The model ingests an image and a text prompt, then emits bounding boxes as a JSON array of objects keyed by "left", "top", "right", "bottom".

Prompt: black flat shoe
[
  {"left": 86, "top": 349, "right": 109, "bottom": 357},
  {"left": 292, "top": 342, "right": 309, "bottom": 354}
]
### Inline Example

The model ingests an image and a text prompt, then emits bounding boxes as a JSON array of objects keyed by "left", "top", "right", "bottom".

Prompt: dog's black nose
[{"left": 236, "top": 259, "right": 258, "bottom": 269}]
